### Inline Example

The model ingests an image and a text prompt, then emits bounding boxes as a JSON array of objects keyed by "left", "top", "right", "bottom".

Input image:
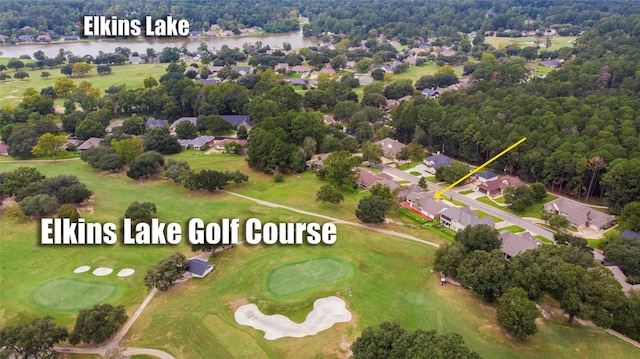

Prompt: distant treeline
[{"left": 3, "top": 0, "right": 640, "bottom": 40}]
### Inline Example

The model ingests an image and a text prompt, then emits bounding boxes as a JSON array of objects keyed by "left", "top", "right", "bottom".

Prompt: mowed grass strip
[
  {"left": 266, "top": 257, "right": 351, "bottom": 297},
  {"left": 32, "top": 278, "right": 116, "bottom": 311}
]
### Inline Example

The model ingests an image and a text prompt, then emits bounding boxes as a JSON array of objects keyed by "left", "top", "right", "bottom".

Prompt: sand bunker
[
  {"left": 92, "top": 267, "right": 113, "bottom": 276},
  {"left": 234, "top": 296, "right": 352, "bottom": 340},
  {"left": 73, "top": 266, "right": 91, "bottom": 273},
  {"left": 117, "top": 268, "right": 135, "bottom": 277}
]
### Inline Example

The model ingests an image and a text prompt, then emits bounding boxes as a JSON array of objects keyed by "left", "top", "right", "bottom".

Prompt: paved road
[{"left": 379, "top": 165, "right": 555, "bottom": 240}]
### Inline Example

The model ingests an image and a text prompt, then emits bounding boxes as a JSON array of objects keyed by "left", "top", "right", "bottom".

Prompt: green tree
[
  {"left": 4, "top": 203, "right": 28, "bottom": 223},
  {"left": 503, "top": 185, "right": 533, "bottom": 214},
  {"left": 497, "top": 287, "right": 539, "bottom": 339},
  {"left": 530, "top": 183, "right": 547, "bottom": 202},
  {"left": 351, "top": 321, "right": 406, "bottom": 359},
  {"left": 125, "top": 201, "right": 157, "bottom": 224},
  {"left": 0, "top": 316, "right": 68, "bottom": 359},
  {"left": 323, "top": 150, "right": 360, "bottom": 190},
  {"left": 433, "top": 241, "right": 467, "bottom": 278},
  {"left": 126, "top": 151, "right": 164, "bottom": 179},
  {"left": 53, "top": 76, "right": 76, "bottom": 97},
  {"left": 455, "top": 224, "right": 502, "bottom": 252},
  {"left": 0, "top": 167, "right": 44, "bottom": 196},
  {"left": 548, "top": 214, "right": 569, "bottom": 229},
  {"left": 361, "top": 141, "right": 384, "bottom": 164},
  {"left": 175, "top": 120, "right": 198, "bottom": 139},
  {"left": 183, "top": 170, "right": 231, "bottom": 192},
  {"left": 31, "top": 133, "right": 67, "bottom": 161},
  {"left": 71, "top": 62, "right": 93, "bottom": 77},
  {"left": 435, "top": 161, "right": 469, "bottom": 185},
  {"left": 111, "top": 137, "right": 144, "bottom": 162},
  {"left": 14, "top": 71, "right": 29, "bottom": 80},
  {"left": 69, "top": 304, "right": 128, "bottom": 344},
  {"left": 57, "top": 203, "right": 80, "bottom": 222},
  {"left": 75, "top": 119, "right": 105, "bottom": 139},
  {"left": 19, "top": 194, "right": 58, "bottom": 216},
  {"left": 355, "top": 195, "right": 390, "bottom": 224},
  {"left": 163, "top": 159, "right": 191, "bottom": 182},
  {"left": 604, "top": 237, "right": 640, "bottom": 278},
  {"left": 143, "top": 127, "right": 181, "bottom": 154},
  {"left": 458, "top": 249, "right": 511, "bottom": 302},
  {"left": 7, "top": 58, "right": 25, "bottom": 71},
  {"left": 144, "top": 252, "right": 189, "bottom": 291},
  {"left": 225, "top": 169, "right": 249, "bottom": 187},
  {"left": 620, "top": 201, "right": 640, "bottom": 231},
  {"left": 316, "top": 184, "right": 344, "bottom": 205}
]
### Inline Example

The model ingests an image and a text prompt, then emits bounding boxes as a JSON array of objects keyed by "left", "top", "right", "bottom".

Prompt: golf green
[
  {"left": 266, "top": 257, "right": 351, "bottom": 297},
  {"left": 32, "top": 278, "right": 117, "bottom": 311}
]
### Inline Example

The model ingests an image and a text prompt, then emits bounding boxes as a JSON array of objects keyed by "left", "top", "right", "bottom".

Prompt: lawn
[
  {"left": 410, "top": 171, "right": 422, "bottom": 176},
  {"left": 1, "top": 157, "right": 638, "bottom": 358},
  {"left": 396, "top": 161, "right": 423, "bottom": 171},
  {"left": 459, "top": 189, "right": 474, "bottom": 195},
  {"left": 501, "top": 225, "right": 526, "bottom": 233},
  {"left": 484, "top": 36, "right": 577, "bottom": 51},
  {"left": 0, "top": 61, "right": 168, "bottom": 107},
  {"left": 476, "top": 194, "right": 558, "bottom": 219},
  {"left": 473, "top": 209, "right": 504, "bottom": 224}
]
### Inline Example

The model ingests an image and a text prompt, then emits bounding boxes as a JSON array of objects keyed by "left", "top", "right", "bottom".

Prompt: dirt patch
[
  {"left": 228, "top": 297, "right": 249, "bottom": 311},
  {"left": 0, "top": 196, "right": 16, "bottom": 214},
  {"left": 77, "top": 195, "right": 95, "bottom": 214}
]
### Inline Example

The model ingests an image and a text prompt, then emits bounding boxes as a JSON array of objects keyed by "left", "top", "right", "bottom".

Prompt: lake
[{"left": 0, "top": 31, "right": 319, "bottom": 59}]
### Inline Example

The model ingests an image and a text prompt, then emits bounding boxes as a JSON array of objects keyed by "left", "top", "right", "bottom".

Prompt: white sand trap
[
  {"left": 234, "top": 296, "right": 352, "bottom": 340},
  {"left": 117, "top": 268, "right": 135, "bottom": 277},
  {"left": 92, "top": 267, "right": 113, "bottom": 276},
  {"left": 73, "top": 265, "right": 91, "bottom": 273}
]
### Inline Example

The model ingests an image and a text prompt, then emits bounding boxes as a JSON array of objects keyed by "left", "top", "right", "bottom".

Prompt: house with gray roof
[
  {"left": 540, "top": 59, "right": 563, "bottom": 68},
  {"left": 128, "top": 56, "right": 142, "bottom": 64},
  {"left": 146, "top": 118, "right": 168, "bottom": 129},
  {"left": 170, "top": 117, "right": 198, "bottom": 132},
  {"left": 198, "top": 78, "right": 221, "bottom": 85},
  {"left": 422, "top": 88, "right": 440, "bottom": 98},
  {"left": 285, "top": 78, "right": 308, "bottom": 86},
  {"left": 543, "top": 197, "right": 615, "bottom": 231},
  {"left": 440, "top": 206, "right": 494, "bottom": 232},
  {"left": 105, "top": 120, "right": 124, "bottom": 133},
  {"left": 500, "top": 231, "right": 541, "bottom": 259},
  {"left": 397, "top": 183, "right": 425, "bottom": 202},
  {"left": 359, "top": 75, "right": 373, "bottom": 86},
  {"left": 179, "top": 136, "right": 216, "bottom": 150},
  {"left": 423, "top": 153, "right": 454, "bottom": 174},
  {"left": 306, "top": 153, "right": 331, "bottom": 169},
  {"left": 621, "top": 230, "right": 640, "bottom": 241},
  {"left": 187, "top": 259, "right": 215, "bottom": 278},
  {"left": 407, "top": 192, "right": 452, "bottom": 220},
  {"left": 356, "top": 168, "right": 397, "bottom": 189},
  {"left": 221, "top": 115, "right": 252, "bottom": 129},
  {"left": 474, "top": 171, "right": 499, "bottom": 183},
  {"left": 376, "top": 137, "right": 405, "bottom": 159},
  {"left": 77, "top": 137, "right": 103, "bottom": 152}
]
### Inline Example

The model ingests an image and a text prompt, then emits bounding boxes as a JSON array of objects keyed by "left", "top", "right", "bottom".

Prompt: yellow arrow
[{"left": 433, "top": 137, "right": 527, "bottom": 199}]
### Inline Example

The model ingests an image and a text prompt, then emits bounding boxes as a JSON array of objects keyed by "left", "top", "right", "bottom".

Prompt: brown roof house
[
  {"left": 356, "top": 168, "right": 398, "bottom": 190},
  {"left": 440, "top": 206, "right": 494, "bottom": 232},
  {"left": 376, "top": 138, "right": 405, "bottom": 160},
  {"left": 77, "top": 137, "right": 102, "bottom": 152},
  {"left": 543, "top": 197, "right": 615, "bottom": 231},
  {"left": 477, "top": 175, "right": 525, "bottom": 197},
  {"left": 500, "top": 231, "right": 541, "bottom": 259},
  {"left": 406, "top": 192, "right": 452, "bottom": 220}
]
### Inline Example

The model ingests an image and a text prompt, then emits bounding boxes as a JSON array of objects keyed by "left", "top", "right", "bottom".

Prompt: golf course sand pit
[
  {"left": 92, "top": 267, "right": 113, "bottom": 276},
  {"left": 117, "top": 268, "right": 135, "bottom": 277},
  {"left": 266, "top": 257, "right": 351, "bottom": 297},
  {"left": 32, "top": 278, "right": 116, "bottom": 311},
  {"left": 73, "top": 265, "right": 91, "bottom": 273},
  {"left": 234, "top": 296, "right": 352, "bottom": 340}
]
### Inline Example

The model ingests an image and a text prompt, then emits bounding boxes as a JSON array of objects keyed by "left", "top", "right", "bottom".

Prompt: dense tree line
[{"left": 434, "top": 226, "right": 633, "bottom": 338}]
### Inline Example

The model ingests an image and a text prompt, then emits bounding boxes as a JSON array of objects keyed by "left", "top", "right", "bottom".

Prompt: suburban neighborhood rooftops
[
  {"left": 376, "top": 137, "right": 405, "bottom": 156},
  {"left": 77, "top": 137, "right": 103, "bottom": 151},
  {"left": 440, "top": 206, "right": 494, "bottom": 228},
  {"left": 424, "top": 153, "right": 454, "bottom": 168},
  {"left": 543, "top": 197, "right": 615, "bottom": 230},
  {"left": 621, "top": 230, "right": 640, "bottom": 241},
  {"left": 187, "top": 259, "right": 215, "bottom": 278},
  {"left": 221, "top": 115, "right": 252, "bottom": 128},
  {"left": 475, "top": 171, "right": 498, "bottom": 180},
  {"left": 500, "top": 231, "right": 541, "bottom": 257},
  {"left": 146, "top": 118, "right": 169, "bottom": 128}
]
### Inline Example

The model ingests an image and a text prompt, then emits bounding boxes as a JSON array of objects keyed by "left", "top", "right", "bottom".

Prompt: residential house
[
  {"left": 208, "top": 66, "right": 224, "bottom": 73},
  {"left": 170, "top": 117, "right": 197, "bottom": 132},
  {"left": 232, "top": 66, "right": 251, "bottom": 75},
  {"left": 221, "top": 115, "right": 252, "bottom": 130},
  {"left": 36, "top": 34, "right": 51, "bottom": 43},
  {"left": 0, "top": 141, "right": 8, "bottom": 156},
  {"left": 189, "top": 30, "right": 204, "bottom": 37},
  {"left": 323, "top": 115, "right": 335, "bottom": 125},
  {"left": 500, "top": 231, "right": 541, "bottom": 259},
  {"left": 474, "top": 171, "right": 499, "bottom": 183},
  {"left": 214, "top": 138, "right": 248, "bottom": 151},
  {"left": 423, "top": 153, "right": 454, "bottom": 174},
  {"left": 187, "top": 259, "right": 215, "bottom": 278},
  {"left": 356, "top": 168, "right": 398, "bottom": 189},
  {"left": 540, "top": 60, "right": 563, "bottom": 68},
  {"left": 397, "top": 183, "right": 425, "bottom": 202},
  {"left": 543, "top": 197, "right": 615, "bottom": 231},
  {"left": 621, "top": 230, "right": 640, "bottom": 241},
  {"left": 179, "top": 136, "right": 216, "bottom": 150},
  {"left": 77, "top": 137, "right": 103, "bottom": 152},
  {"left": 319, "top": 67, "right": 336, "bottom": 76},
  {"left": 477, "top": 175, "right": 525, "bottom": 197},
  {"left": 358, "top": 75, "right": 373, "bottom": 86},
  {"left": 198, "top": 78, "right": 221, "bottom": 85},
  {"left": 345, "top": 61, "right": 357, "bottom": 69},
  {"left": 274, "top": 63, "right": 290, "bottom": 72},
  {"left": 285, "top": 78, "right": 308, "bottom": 86},
  {"left": 17, "top": 35, "right": 33, "bottom": 42},
  {"left": 440, "top": 206, "right": 494, "bottom": 232},
  {"left": 128, "top": 56, "right": 142, "bottom": 64},
  {"left": 291, "top": 65, "right": 311, "bottom": 74},
  {"left": 146, "top": 118, "right": 168, "bottom": 129},
  {"left": 407, "top": 192, "right": 452, "bottom": 220},
  {"left": 64, "top": 138, "right": 83, "bottom": 150},
  {"left": 376, "top": 137, "right": 405, "bottom": 159},
  {"left": 306, "top": 153, "right": 331, "bottom": 170},
  {"left": 61, "top": 35, "right": 79, "bottom": 41},
  {"left": 422, "top": 88, "right": 440, "bottom": 98},
  {"left": 105, "top": 120, "right": 124, "bottom": 133}
]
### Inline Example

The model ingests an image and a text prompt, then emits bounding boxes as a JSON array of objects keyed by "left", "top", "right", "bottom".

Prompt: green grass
[
  {"left": 0, "top": 61, "right": 168, "bottom": 107},
  {"left": 476, "top": 195, "right": 558, "bottom": 219},
  {"left": 391, "top": 62, "right": 439, "bottom": 82},
  {"left": 32, "top": 278, "right": 116, "bottom": 311},
  {"left": 2, "top": 156, "right": 639, "bottom": 359},
  {"left": 484, "top": 36, "right": 577, "bottom": 51},
  {"left": 410, "top": 171, "right": 422, "bottom": 176},
  {"left": 588, "top": 238, "right": 608, "bottom": 250},
  {"left": 459, "top": 189, "right": 474, "bottom": 195},
  {"left": 447, "top": 197, "right": 467, "bottom": 207},
  {"left": 396, "top": 161, "right": 422, "bottom": 171},
  {"left": 398, "top": 207, "right": 431, "bottom": 225},
  {"left": 501, "top": 225, "right": 526, "bottom": 233},
  {"left": 425, "top": 176, "right": 439, "bottom": 183},
  {"left": 535, "top": 235, "right": 553, "bottom": 244},
  {"left": 266, "top": 257, "right": 351, "bottom": 297},
  {"left": 472, "top": 209, "right": 503, "bottom": 223}
]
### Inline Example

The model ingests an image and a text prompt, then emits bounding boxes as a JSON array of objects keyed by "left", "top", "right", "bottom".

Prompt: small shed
[{"left": 188, "top": 259, "right": 215, "bottom": 278}]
